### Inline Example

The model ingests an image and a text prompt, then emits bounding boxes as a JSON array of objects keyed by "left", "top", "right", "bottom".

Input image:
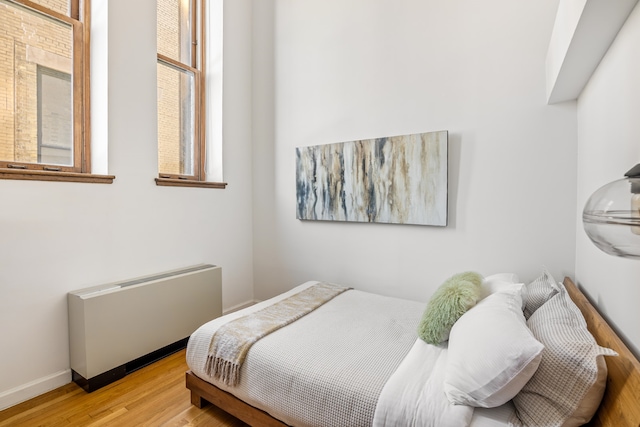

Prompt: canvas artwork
[{"left": 296, "top": 130, "right": 448, "bottom": 226}]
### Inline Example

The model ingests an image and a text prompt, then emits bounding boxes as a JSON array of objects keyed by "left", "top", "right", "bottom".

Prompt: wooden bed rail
[{"left": 186, "top": 370, "right": 289, "bottom": 427}]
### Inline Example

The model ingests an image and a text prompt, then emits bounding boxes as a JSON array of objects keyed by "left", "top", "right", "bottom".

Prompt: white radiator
[{"left": 68, "top": 264, "right": 222, "bottom": 391}]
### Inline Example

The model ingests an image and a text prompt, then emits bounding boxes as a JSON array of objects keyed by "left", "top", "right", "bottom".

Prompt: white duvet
[
  {"left": 373, "top": 339, "right": 473, "bottom": 426},
  {"left": 187, "top": 282, "right": 516, "bottom": 427}
]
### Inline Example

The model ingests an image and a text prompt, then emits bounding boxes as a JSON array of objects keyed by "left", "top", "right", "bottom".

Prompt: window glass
[
  {"left": 0, "top": 0, "right": 75, "bottom": 168},
  {"left": 157, "top": 0, "right": 193, "bottom": 65},
  {"left": 37, "top": 66, "right": 72, "bottom": 165},
  {"left": 28, "top": 0, "right": 70, "bottom": 16},
  {"left": 157, "top": 60, "right": 195, "bottom": 176}
]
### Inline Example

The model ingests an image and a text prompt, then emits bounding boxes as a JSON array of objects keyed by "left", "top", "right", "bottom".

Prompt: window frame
[
  {"left": 155, "top": 0, "right": 225, "bottom": 189},
  {"left": 0, "top": 0, "right": 114, "bottom": 184}
]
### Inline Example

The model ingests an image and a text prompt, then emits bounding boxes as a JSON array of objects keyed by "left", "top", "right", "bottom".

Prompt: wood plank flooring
[{"left": 0, "top": 350, "right": 247, "bottom": 427}]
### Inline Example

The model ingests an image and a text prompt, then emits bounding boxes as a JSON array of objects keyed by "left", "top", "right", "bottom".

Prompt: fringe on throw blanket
[
  {"left": 205, "top": 282, "right": 350, "bottom": 386},
  {"left": 205, "top": 357, "right": 240, "bottom": 387}
]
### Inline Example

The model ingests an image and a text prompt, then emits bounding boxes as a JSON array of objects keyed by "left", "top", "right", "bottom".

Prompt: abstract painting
[{"left": 296, "top": 130, "right": 448, "bottom": 226}]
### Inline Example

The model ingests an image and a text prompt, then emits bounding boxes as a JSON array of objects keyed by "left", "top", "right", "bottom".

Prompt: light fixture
[{"left": 582, "top": 164, "right": 640, "bottom": 259}]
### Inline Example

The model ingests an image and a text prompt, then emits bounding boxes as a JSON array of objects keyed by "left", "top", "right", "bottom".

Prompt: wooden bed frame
[
  {"left": 186, "top": 277, "right": 640, "bottom": 427},
  {"left": 562, "top": 277, "right": 640, "bottom": 427}
]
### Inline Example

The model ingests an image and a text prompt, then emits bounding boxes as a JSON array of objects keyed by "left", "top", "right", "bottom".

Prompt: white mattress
[{"left": 187, "top": 281, "right": 518, "bottom": 427}]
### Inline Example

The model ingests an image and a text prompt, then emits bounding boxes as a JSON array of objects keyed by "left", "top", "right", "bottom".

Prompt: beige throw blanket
[{"left": 205, "top": 282, "right": 350, "bottom": 386}]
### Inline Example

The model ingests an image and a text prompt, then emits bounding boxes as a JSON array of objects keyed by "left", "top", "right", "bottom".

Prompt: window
[
  {"left": 156, "top": 0, "right": 224, "bottom": 188},
  {"left": 0, "top": 0, "right": 113, "bottom": 183}
]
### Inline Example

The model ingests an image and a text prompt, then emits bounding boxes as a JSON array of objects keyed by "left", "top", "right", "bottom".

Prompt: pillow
[
  {"left": 417, "top": 271, "right": 483, "bottom": 345},
  {"left": 444, "top": 284, "right": 544, "bottom": 408},
  {"left": 479, "top": 273, "right": 520, "bottom": 300},
  {"left": 513, "top": 285, "right": 617, "bottom": 427},
  {"left": 523, "top": 267, "right": 559, "bottom": 319}
]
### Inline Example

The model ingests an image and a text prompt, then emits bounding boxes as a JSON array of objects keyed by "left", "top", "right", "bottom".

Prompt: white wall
[
  {"left": 0, "top": 0, "right": 254, "bottom": 409},
  {"left": 252, "top": 0, "right": 578, "bottom": 302},
  {"left": 575, "top": 3, "right": 640, "bottom": 356}
]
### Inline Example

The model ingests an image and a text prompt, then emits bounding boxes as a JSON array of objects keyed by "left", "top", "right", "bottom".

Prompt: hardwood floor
[{"left": 0, "top": 350, "right": 248, "bottom": 427}]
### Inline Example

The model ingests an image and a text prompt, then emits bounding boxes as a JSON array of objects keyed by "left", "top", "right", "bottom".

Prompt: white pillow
[
  {"left": 480, "top": 273, "right": 520, "bottom": 300},
  {"left": 444, "top": 284, "right": 544, "bottom": 408}
]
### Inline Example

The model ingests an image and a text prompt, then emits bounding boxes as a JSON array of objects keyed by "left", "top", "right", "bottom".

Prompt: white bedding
[
  {"left": 373, "top": 339, "right": 473, "bottom": 426},
  {"left": 373, "top": 339, "right": 519, "bottom": 427},
  {"left": 187, "top": 281, "right": 518, "bottom": 427}
]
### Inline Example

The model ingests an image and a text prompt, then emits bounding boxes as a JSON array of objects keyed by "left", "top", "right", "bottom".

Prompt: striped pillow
[
  {"left": 513, "top": 285, "right": 617, "bottom": 427},
  {"left": 523, "top": 268, "right": 559, "bottom": 319}
]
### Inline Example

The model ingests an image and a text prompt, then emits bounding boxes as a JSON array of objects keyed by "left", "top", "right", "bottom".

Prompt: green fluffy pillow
[{"left": 417, "top": 271, "right": 484, "bottom": 345}]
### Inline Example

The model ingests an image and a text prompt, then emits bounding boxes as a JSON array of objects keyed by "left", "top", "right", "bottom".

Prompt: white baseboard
[{"left": 0, "top": 369, "right": 71, "bottom": 411}]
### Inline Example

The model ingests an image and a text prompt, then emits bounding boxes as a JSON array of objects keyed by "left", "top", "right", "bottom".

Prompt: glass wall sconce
[{"left": 583, "top": 164, "right": 640, "bottom": 259}]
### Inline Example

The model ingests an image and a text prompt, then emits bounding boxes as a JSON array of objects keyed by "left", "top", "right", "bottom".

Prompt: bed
[{"left": 185, "top": 274, "right": 640, "bottom": 427}]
